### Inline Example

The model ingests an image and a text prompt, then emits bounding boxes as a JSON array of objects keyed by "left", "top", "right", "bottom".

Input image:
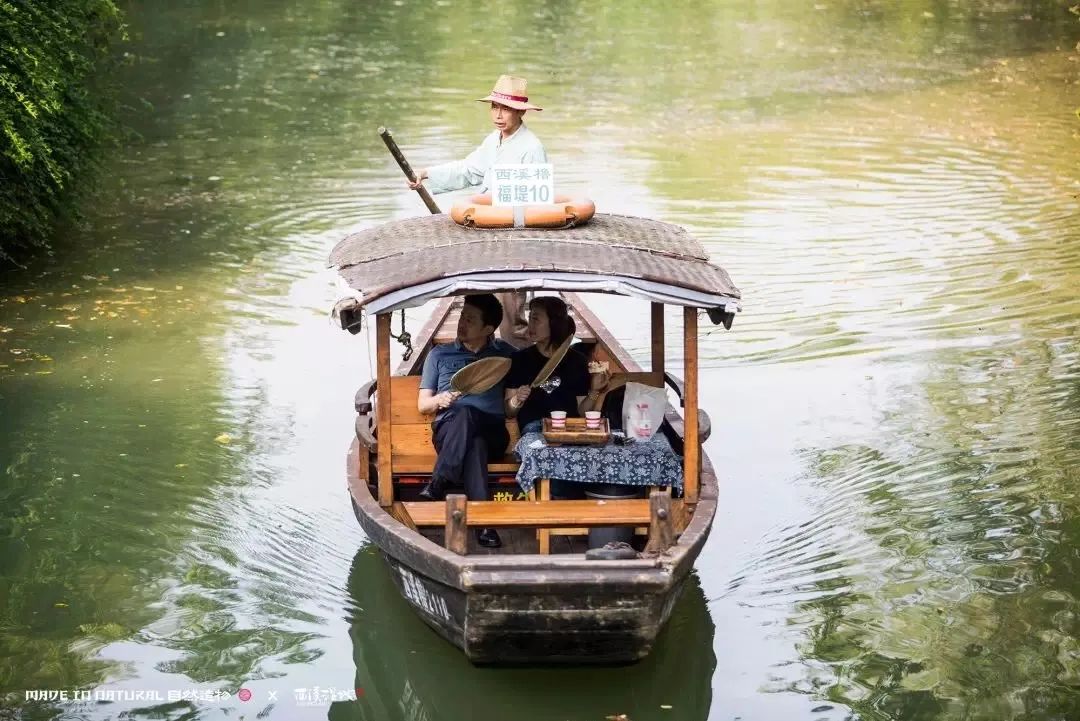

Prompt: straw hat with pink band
[{"left": 477, "top": 75, "right": 544, "bottom": 111}]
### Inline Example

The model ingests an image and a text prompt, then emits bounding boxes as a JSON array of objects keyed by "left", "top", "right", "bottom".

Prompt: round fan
[{"left": 449, "top": 356, "right": 512, "bottom": 395}]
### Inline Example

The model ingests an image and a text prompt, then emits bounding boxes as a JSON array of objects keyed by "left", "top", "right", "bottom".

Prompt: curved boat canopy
[{"left": 329, "top": 214, "right": 741, "bottom": 328}]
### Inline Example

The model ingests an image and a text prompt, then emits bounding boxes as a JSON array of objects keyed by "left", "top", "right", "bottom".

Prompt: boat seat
[
  {"left": 391, "top": 456, "right": 521, "bottom": 475},
  {"left": 401, "top": 498, "right": 654, "bottom": 528},
  {"left": 386, "top": 375, "right": 521, "bottom": 477}
]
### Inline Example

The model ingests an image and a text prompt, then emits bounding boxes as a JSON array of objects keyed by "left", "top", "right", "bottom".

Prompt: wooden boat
[{"left": 329, "top": 213, "right": 740, "bottom": 664}]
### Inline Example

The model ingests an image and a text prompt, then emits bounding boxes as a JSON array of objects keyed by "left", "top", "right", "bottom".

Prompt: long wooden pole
[
  {"left": 651, "top": 303, "right": 665, "bottom": 377},
  {"left": 376, "top": 313, "right": 394, "bottom": 507},
  {"left": 378, "top": 127, "right": 441, "bottom": 215},
  {"left": 375, "top": 131, "right": 439, "bottom": 508},
  {"left": 683, "top": 307, "right": 699, "bottom": 504}
]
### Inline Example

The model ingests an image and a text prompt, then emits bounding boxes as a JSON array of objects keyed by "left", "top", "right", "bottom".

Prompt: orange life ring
[{"left": 450, "top": 194, "right": 596, "bottom": 229}]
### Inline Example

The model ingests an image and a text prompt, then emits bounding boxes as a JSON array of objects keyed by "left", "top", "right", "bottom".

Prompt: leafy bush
[{"left": 0, "top": 0, "right": 125, "bottom": 263}]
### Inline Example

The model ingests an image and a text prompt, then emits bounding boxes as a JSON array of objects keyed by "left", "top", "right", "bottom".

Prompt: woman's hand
[
  {"left": 509, "top": 385, "right": 532, "bottom": 409},
  {"left": 589, "top": 368, "right": 610, "bottom": 393},
  {"left": 579, "top": 369, "right": 609, "bottom": 415},
  {"left": 407, "top": 169, "right": 428, "bottom": 190},
  {"left": 435, "top": 390, "right": 460, "bottom": 409}
]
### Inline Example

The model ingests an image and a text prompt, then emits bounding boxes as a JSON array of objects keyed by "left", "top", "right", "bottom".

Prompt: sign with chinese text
[{"left": 491, "top": 164, "right": 554, "bottom": 206}]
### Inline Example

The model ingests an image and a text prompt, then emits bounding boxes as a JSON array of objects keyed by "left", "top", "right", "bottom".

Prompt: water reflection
[
  {"left": 332, "top": 545, "right": 716, "bottom": 721},
  {"left": 726, "top": 336, "right": 1080, "bottom": 718}
]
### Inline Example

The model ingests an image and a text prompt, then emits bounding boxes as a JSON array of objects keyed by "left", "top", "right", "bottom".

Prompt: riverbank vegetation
[{"left": 0, "top": 0, "right": 125, "bottom": 265}]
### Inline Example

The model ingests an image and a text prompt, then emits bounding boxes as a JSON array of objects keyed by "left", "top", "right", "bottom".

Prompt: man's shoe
[
  {"left": 476, "top": 528, "right": 502, "bottom": 548},
  {"left": 418, "top": 477, "right": 447, "bottom": 501},
  {"left": 585, "top": 542, "right": 639, "bottom": 561}
]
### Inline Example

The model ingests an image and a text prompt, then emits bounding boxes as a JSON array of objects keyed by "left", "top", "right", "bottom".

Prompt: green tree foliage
[{"left": 0, "top": 0, "right": 125, "bottom": 263}]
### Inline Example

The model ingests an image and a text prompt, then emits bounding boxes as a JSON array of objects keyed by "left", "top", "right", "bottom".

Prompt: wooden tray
[{"left": 542, "top": 417, "right": 610, "bottom": 446}]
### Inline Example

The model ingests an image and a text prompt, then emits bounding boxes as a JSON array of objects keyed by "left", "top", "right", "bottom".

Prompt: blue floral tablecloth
[{"left": 513, "top": 431, "right": 684, "bottom": 493}]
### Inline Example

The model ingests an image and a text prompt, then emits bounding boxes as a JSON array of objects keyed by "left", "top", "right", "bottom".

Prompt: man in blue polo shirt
[{"left": 417, "top": 293, "right": 515, "bottom": 548}]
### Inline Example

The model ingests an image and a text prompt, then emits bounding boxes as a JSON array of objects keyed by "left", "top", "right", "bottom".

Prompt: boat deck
[{"left": 418, "top": 526, "right": 595, "bottom": 555}]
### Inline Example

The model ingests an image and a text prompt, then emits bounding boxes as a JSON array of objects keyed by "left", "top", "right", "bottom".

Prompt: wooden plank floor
[{"left": 420, "top": 527, "right": 591, "bottom": 555}]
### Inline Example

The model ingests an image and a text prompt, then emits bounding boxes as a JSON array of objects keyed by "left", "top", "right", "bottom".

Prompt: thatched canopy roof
[{"left": 329, "top": 214, "right": 741, "bottom": 325}]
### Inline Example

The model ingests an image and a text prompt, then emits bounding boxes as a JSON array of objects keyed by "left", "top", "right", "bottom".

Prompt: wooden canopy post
[
  {"left": 651, "top": 303, "right": 664, "bottom": 376},
  {"left": 645, "top": 487, "right": 674, "bottom": 553},
  {"left": 446, "top": 494, "right": 468, "bottom": 555},
  {"left": 683, "top": 307, "right": 699, "bottom": 504},
  {"left": 376, "top": 313, "right": 394, "bottom": 508}
]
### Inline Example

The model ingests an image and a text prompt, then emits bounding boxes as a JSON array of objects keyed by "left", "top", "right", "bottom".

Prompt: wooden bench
[
  {"left": 385, "top": 375, "right": 521, "bottom": 475},
  {"left": 402, "top": 498, "right": 652, "bottom": 527},
  {"left": 405, "top": 490, "right": 678, "bottom": 557}
]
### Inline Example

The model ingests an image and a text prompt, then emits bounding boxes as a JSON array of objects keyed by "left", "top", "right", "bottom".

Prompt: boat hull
[
  {"left": 380, "top": 547, "right": 693, "bottom": 664},
  {"left": 338, "top": 544, "right": 718, "bottom": 720}
]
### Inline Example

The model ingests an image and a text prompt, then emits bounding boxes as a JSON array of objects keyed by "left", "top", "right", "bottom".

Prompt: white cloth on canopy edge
[{"left": 331, "top": 271, "right": 740, "bottom": 330}]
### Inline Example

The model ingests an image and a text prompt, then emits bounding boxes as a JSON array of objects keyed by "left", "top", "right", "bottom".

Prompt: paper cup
[
  {"left": 585, "top": 411, "right": 601, "bottom": 429},
  {"left": 550, "top": 410, "right": 567, "bottom": 428}
]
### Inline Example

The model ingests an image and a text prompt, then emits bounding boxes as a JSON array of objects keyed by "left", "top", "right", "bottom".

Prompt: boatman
[
  {"left": 408, "top": 74, "right": 546, "bottom": 347},
  {"left": 417, "top": 293, "right": 516, "bottom": 548}
]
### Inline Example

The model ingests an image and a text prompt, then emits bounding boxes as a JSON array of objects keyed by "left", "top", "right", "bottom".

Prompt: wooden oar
[{"left": 378, "top": 127, "right": 441, "bottom": 215}]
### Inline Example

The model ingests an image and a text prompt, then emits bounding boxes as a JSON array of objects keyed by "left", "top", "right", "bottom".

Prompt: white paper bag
[{"left": 622, "top": 382, "right": 667, "bottom": 441}]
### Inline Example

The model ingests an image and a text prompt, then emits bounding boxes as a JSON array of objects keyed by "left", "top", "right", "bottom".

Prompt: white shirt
[{"left": 426, "top": 123, "right": 547, "bottom": 195}]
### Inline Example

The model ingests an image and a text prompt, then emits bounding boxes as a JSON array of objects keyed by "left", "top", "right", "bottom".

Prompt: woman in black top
[{"left": 504, "top": 296, "right": 609, "bottom": 434}]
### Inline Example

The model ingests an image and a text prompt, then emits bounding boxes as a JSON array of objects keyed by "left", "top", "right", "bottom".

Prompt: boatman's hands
[
  {"left": 435, "top": 390, "right": 460, "bottom": 409},
  {"left": 407, "top": 169, "right": 429, "bottom": 190}
]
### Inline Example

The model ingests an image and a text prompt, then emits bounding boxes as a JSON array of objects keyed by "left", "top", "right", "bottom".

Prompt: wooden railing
[{"left": 402, "top": 490, "right": 678, "bottom": 556}]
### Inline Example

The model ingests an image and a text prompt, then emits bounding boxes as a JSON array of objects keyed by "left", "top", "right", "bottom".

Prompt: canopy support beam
[
  {"left": 377, "top": 313, "right": 394, "bottom": 508},
  {"left": 683, "top": 307, "right": 699, "bottom": 504},
  {"left": 651, "top": 303, "right": 664, "bottom": 376}
]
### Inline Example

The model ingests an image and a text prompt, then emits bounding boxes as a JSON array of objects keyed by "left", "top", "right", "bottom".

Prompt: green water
[{"left": 1, "top": 0, "right": 1078, "bottom": 719}]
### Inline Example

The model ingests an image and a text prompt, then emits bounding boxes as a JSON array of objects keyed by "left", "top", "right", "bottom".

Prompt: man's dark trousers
[{"left": 431, "top": 405, "right": 510, "bottom": 500}]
